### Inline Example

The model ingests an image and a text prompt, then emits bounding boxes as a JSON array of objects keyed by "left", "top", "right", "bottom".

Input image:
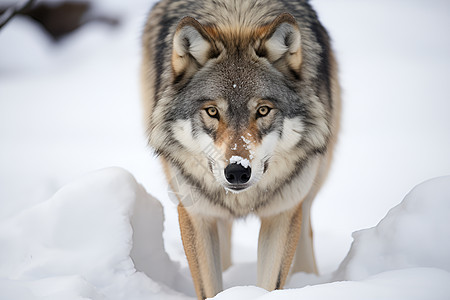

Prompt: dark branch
[{"left": 0, "top": 0, "right": 36, "bottom": 30}]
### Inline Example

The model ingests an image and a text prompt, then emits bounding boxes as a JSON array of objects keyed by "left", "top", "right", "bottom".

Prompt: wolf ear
[
  {"left": 172, "top": 17, "right": 217, "bottom": 81},
  {"left": 258, "top": 13, "right": 302, "bottom": 75}
]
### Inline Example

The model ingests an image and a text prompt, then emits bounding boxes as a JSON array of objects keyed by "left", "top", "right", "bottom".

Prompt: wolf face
[
  {"left": 170, "top": 58, "right": 305, "bottom": 194},
  {"left": 148, "top": 14, "right": 330, "bottom": 196}
]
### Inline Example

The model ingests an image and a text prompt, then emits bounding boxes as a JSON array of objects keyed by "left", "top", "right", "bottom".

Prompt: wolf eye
[
  {"left": 206, "top": 107, "right": 219, "bottom": 119},
  {"left": 256, "top": 106, "right": 271, "bottom": 118}
]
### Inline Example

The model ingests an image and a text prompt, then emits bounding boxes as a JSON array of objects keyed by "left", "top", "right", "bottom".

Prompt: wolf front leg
[
  {"left": 178, "top": 204, "right": 223, "bottom": 299},
  {"left": 292, "top": 192, "right": 318, "bottom": 274},
  {"left": 217, "top": 218, "right": 232, "bottom": 271},
  {"left": 257, "top": 203, "right": 303, "bottom": 290}
]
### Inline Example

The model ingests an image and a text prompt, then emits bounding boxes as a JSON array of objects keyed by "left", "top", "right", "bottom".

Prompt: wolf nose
[{"left": 224, "top": 164, "right": 251, "bottom": 184}]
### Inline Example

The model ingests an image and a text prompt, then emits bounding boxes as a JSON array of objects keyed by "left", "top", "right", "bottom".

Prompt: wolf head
[{"left": 149, "top": 13, "right": 331, "bottom": 195}]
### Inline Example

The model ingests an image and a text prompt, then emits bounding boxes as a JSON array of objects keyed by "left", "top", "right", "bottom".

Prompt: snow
[
  {"left": 335, "top": 176, "right": 450, "bottom": 281},
  {"left": 0, "top": 167, "right": 190, "bottom": 300},
  {"left": 229, "top": 155, "right": 250, "bottom": 168},
  {"left": 216, "top": 269, "right": 450, "bottom": 300},
  {"left": 1, "top": 0, "right": 450, "bottom": 299}
]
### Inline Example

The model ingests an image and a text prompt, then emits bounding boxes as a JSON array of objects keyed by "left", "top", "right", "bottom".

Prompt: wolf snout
[{"left": 224, "top": 163, "right": 251, "bottom": 184}]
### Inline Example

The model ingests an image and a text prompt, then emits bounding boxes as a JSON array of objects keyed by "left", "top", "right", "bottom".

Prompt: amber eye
[
  {"left": 257, "top": 106, "right": 271, "bottom": 118},
  {"left": 206, "top": 107, "right": 219, "bottom": 119}
]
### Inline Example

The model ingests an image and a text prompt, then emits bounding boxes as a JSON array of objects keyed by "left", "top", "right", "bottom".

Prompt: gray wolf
[{"left": 141, "top": 0, "right": 340, "bottom": 298}]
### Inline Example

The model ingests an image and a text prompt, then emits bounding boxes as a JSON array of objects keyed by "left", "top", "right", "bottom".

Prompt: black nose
[{"left": 224, "top": 164, "right": 251, "bottom": 184}]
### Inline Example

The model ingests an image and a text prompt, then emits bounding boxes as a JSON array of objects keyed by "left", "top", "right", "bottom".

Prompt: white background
[{"left": 1, "top": 0, "right": 450, "bottom": 297}]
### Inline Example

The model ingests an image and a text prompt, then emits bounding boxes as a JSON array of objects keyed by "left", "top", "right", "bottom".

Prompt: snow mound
[
  {"left": 212, "top": 269, "right": 450, "bottom": 300},
  {"left": 0, "top": 167, "right": 191, "bottom": 300},
  {"left": 212, "top": 286, "right": 267, "bottom": 300},
  {"left": 252, "top": 268, "right": 450, "bottom": 300},
  {"left": 335, "top": 175, "right": 450, "bottom": 281}
]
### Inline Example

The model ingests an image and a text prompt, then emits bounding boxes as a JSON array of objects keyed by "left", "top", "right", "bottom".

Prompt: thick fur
[{"left": 141, "top": 0, "right": 341, "bottom": 299}]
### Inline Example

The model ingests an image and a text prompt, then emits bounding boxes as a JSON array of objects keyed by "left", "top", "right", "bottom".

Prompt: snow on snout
[{"left": 229, "top": 156, "right": 250, "bottom": 168}]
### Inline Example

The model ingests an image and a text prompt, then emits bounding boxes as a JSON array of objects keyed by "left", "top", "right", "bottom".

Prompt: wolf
[{"left": 141, "top": 0, "right": 340, "bottom": 298}]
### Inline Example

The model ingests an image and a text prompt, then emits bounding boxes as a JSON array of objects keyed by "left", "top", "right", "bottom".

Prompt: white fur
[
  {"left": 265, "top": 23, "right": 301, "bottom": 62},
  {"left": 172, "top": 120, "right": 194, "bottom": 147},
  {"left": 249, "top": 131, "right": 279, "bottom": 183},
  {"left": 278, "top": 117, "right": 304, "bottom": 152},
  {"left": 172, "top": 120, "right": 216, "bottom": 155},
  {"left": 257, "top": 156, "right": 320, "bottom": 218},
  {"left": 173, "top": 26, "right": 210, "bottom": 65}
]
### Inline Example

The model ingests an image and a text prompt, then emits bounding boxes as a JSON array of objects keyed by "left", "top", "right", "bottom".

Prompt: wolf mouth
[{"left": 224, "top": 184, "right": 249, "bottom": 193}]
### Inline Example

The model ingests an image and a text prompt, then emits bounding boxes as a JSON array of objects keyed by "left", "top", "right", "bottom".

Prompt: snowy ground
[{"left": 1, "top": 0, "right": 450, "bottom": 299}]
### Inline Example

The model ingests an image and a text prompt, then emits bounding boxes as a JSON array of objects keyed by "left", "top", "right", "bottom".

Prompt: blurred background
[{"left": 1, "top": 0, "right": 450, "bottom": 274}]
